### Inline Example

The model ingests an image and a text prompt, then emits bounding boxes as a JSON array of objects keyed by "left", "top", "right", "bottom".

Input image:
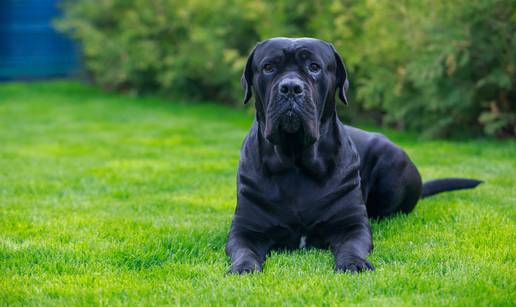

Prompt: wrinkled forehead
[{"left": 253, "top": 37, "right": 334, "bottom": 64}]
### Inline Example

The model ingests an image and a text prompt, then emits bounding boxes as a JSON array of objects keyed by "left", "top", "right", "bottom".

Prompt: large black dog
[{"left": 226, "top": 37, "right": 481, "bottom": 274}]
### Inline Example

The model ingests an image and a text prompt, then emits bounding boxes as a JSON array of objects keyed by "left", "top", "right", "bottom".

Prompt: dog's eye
[
  {"left": 308, "top": 63, "right": 321, "bottom": 72},
  {"left": 263, "top": 63, "right": 274, "bottom": 73}
]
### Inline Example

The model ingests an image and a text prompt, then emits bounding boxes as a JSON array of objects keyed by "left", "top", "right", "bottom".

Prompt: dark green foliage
[{"left": 56, "top": 0, "right": 515, "bottom": 137}]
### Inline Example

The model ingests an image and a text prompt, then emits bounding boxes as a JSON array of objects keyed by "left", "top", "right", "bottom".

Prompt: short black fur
[{"left": 226, "top": 37, "right": 482, "bottom": 274}]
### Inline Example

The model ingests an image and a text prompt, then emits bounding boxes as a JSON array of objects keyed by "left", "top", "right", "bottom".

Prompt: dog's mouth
[
  {"left": 265, "top": 99, "right": 318, "bottom": 147},
  {"left": 279, "top": 109, "right": 302, "bottom": 134}
]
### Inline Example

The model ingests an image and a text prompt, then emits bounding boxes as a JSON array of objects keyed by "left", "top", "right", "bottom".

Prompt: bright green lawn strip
[{"left": 0, "top": 81, "right": 514, "bottom": 305}]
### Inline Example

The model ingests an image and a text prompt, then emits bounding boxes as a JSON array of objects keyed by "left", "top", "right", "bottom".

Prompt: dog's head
[{"left": 241, "top": 37, "right": 348, "bottom": 146}]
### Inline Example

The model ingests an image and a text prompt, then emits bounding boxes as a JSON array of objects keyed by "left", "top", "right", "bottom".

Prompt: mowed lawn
[{"left": 0, "top": 81, "right": 514, "bottom": 306}]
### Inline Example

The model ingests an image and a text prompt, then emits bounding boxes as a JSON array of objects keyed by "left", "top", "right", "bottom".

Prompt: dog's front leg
[
  {"left": 225, "top": 226, "right": 270, "bottom": 274},
  {"left": 329, "top": 221, "right": 374, "bottom": 273}
]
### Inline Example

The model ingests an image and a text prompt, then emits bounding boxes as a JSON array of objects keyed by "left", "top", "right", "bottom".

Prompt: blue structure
[{"left": 0, "top": 0, "right": 80, "bottom": 80}]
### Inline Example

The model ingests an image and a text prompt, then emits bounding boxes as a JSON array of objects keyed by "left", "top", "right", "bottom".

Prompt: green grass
[{"left": 0, "top": 81, "right": 514, "bottom": 306}]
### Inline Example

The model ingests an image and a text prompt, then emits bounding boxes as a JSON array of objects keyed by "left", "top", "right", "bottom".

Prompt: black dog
[{"left": 226, "top": 37, "right": 481, "bottom": 274}]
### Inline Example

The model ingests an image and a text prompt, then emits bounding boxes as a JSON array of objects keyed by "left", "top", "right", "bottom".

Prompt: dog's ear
[
  {"left": 241, "top": 46, "right": 257, "bottom": 104},
  {"left": 329, "top": 44, "right": 349, "bottom": 105}
]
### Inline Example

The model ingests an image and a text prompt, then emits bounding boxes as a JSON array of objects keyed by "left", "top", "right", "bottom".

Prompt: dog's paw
[
  {"left": 335, "top": 258, "right": 374, "bottom": 273},
  {"left": 228, "top": 259, "right": 262, "bottom": 275}
]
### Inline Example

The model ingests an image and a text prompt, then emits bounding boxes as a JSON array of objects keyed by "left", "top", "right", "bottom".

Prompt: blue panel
[{"left": 0, "top": 0, "right": 80, "bottom": 79}]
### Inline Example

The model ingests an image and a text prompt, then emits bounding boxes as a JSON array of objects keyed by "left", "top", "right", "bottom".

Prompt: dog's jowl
[{"left": 226, "top": 37, "right": 482, "bottom": 274}]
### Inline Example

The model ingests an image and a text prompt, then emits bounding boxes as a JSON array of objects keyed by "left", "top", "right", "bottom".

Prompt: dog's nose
[{"left": 279, "top": 79, "right": 304, "bottom": 95}]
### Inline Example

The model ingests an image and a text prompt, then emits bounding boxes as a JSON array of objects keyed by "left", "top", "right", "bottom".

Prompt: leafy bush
[
  {"left": 342, "top": 0, "right": 515, "bottom": 138},
  {"left": 56, "top": 0, "right": 514, "bottom": 137}
]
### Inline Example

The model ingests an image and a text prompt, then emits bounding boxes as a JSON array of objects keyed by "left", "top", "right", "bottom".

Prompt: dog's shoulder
[
  {"left": 237, "top": 121, "right": 262, "bottom": 172},
  {"left": 344, "top": 125, "right": 410, "bottom": 167},
  {"left": 344, "top": 125, "right": 388, "bottom": 147}
]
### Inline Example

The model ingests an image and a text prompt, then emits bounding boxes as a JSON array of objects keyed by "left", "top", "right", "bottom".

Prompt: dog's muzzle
[
  {"left": 276, "top": 78, "right": 304, "bottom": 134},
  {"left": 264, "top": 77, "right": 318, "bottom": 146},
  {"left": 280, "top": 109, "right": 301, "bottom": 133}
]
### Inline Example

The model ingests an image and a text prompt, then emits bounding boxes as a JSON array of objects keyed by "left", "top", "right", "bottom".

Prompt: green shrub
[
  {"left": 343, "top": 0, "right": 515, "bottom": 138},
  {"left": 56, "top": 0, "right": 514, "bottom": 137}
]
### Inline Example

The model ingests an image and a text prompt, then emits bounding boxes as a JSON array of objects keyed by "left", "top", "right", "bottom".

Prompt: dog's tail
[{"left": 421, "top": 178, "right": 483, "bottom": 198}]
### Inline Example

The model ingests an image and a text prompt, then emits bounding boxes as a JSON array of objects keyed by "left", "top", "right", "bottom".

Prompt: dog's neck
[{"left": 259, "top": 114, "right": 346, "bottom": 180}]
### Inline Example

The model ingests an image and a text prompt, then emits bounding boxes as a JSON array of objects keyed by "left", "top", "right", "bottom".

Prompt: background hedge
[{"left": 56, "top": 0, "right": 515, "bottom": 138}]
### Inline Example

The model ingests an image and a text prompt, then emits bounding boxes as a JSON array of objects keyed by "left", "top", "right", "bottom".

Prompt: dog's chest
[
  {"left": 265, "top": 172, "right": 337, "bottom": 222},
  {"left": 257, "top": 173, "right": 344, "bottom": 249}
]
